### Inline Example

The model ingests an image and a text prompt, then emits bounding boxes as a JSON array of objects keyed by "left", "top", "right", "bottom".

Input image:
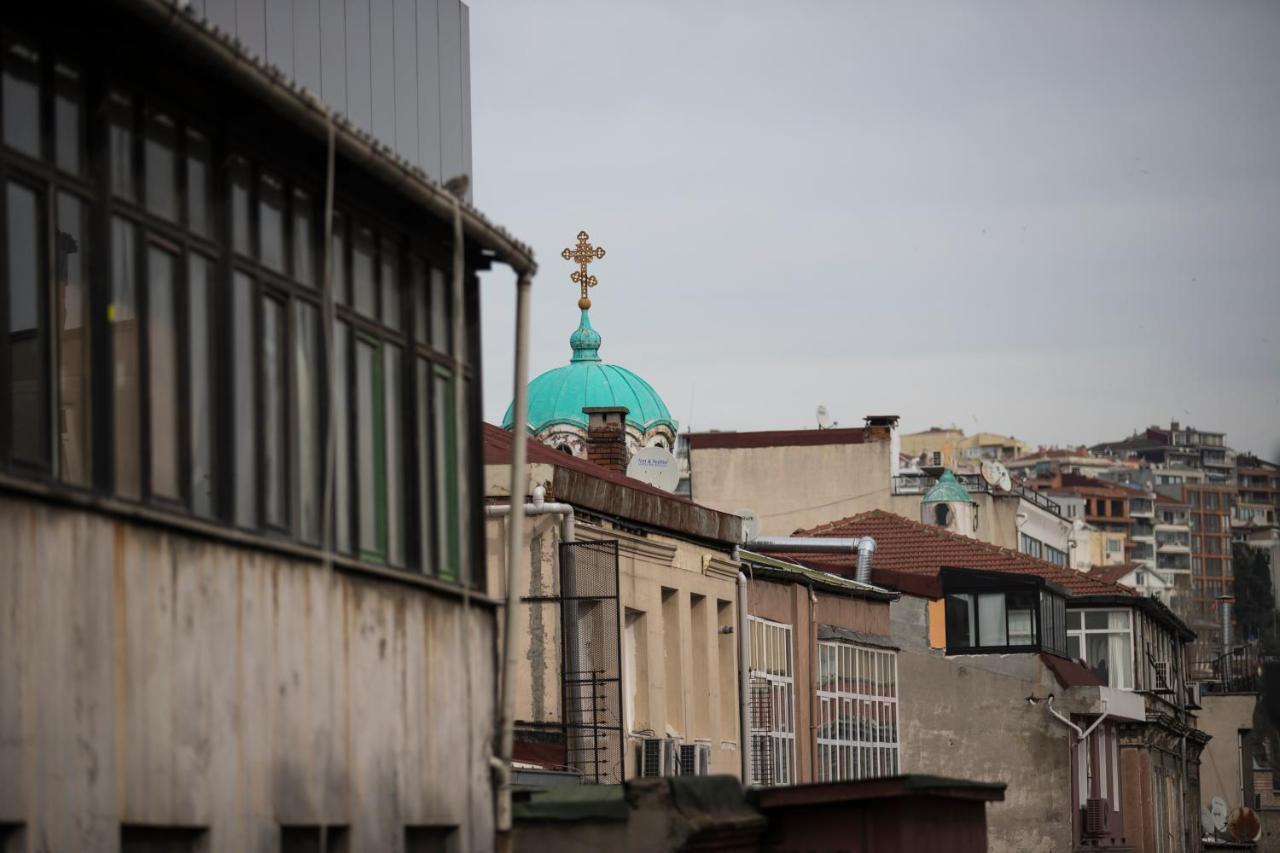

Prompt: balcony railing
[
  {"left": 891, "top": 473, "right": 1062, "bottom": 515},
  {"left": 1195, "top": 648, "right": 1261, "bottom": 693}
]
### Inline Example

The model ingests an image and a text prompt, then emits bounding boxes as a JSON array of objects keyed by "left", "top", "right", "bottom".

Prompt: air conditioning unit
[
  {"left": 1186, "top": 682, "right": 1204, "bottom": 709},
  {"left": 1084, "top": 798, "right": 1110, "bottom": 836},
  {"left": 636, "top": 737, "right": 680, "bottom": 777},
  {"left": 1152, "top": 661, "right": 1172, "bottom": 693},
  {"left": 678, "top": 743, "right": 713, "bottom": 776}
]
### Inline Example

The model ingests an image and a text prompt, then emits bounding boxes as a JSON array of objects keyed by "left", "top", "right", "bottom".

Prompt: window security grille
[
  {"left": 677, "top": 743, "right": 712, "bottom": 776},
  {"left": 1152, "top": 660, "right": 1171, "bottom": 693},
  {"left": 559, "top": 540, "right": 624, "bottom": 784},
  {"left": 748, "top": 617, "right": 796, "bottom": 786},
  {"left": 816, "top": 641, "right": 900, "bottom": 782}
]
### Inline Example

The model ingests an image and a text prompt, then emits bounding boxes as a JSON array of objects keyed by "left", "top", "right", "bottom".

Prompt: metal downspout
[
  {"left": 745, "top": 537, "right": 877, "bottom": 585},
  {"left": 494, "top": 273, "right": 532, "bottom": 851}
]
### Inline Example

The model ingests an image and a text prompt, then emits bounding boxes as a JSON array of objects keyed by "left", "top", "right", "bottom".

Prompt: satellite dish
[
  {"left": 816, "top": 405, "right": 836, "bottom": 430},
  {"left": 1211, "top": 797, "right": 1229, "bottom": 833},
  {"left": 736, "top": 509, "right": 761, "bottom": 544},
  {"left": 1228, "top": 806, "right": 1262, "bottom": 842},
  {"left": 625, "top": 445, "right": 680, "bottom": 492},
  {"left": 982, "top": 460, "right": 1012, "bottom": 492}
]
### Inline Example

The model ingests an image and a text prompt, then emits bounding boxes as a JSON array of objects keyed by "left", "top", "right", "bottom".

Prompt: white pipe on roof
[{"left": 745, "top": 536, "right": 876, "bottom": 585}]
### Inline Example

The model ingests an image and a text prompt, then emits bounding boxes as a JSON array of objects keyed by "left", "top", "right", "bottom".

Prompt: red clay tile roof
[
  {"left": 757, "top": 509, "right": 1135, "bottom": 600},
  {"left": 1088, "top": 563, "right": 1138, "bottom": 585},
  {"left": 687, "top": 427, "right": 867, "bottom": 451},
  {"left": 483, "top": 423, "right": 690, "bottom": 503}
]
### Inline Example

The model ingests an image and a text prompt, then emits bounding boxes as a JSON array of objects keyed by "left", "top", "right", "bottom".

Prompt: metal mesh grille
[{"left": 560, "top": 540, "right": 623, "bottom": 783}]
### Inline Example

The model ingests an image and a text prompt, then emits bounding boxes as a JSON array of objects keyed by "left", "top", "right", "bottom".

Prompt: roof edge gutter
[{"left": 745, "top": 536, "right": 876, "bottom": 585}]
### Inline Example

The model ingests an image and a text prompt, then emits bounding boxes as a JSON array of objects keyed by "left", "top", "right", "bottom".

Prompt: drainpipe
[
  {"left": 745, "top": 537, "right": 876, "bottom": 585},
  {"left": 737, "top": 567, "right": 752, "bottom": 782},
  {"left": 1045, "top": 695, "right": 1110, "bottom": 742},
  {"left": 493, "top": 271, "right": 532, "bottom": 852},
  {"left": 485, "top": 485, "right": 576, "bottom": 546}
]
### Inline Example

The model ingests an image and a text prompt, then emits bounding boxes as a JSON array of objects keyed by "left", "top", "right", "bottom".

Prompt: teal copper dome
[
  {"left": 922, "top": 469, "right": 975, "bottom": 504},
  {"left": 502, "top": 309, "right": 677, "bottom": 435}
]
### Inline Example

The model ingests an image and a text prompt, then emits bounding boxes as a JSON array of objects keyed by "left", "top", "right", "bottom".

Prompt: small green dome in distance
[
  {"left": 922, "top": 469, "right": 975, "bottom": 504},
  {"left": 502, "top": 308, "right": 677, "bottom": 436}
]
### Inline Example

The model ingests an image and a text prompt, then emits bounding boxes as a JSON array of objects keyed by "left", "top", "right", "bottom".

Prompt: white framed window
[
  {"left": 816, "top": 641, "right": 899, "bottom": 782},
  {"left": 748, "top": 616, "right": 795, "bottom": 786},
  {"left": 1066, "top": 609, "right": 1134, "bottom": 689}
]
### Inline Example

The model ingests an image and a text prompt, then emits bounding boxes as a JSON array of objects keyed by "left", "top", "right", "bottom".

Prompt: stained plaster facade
[{"left": 485, "top": 449, "right": 744, "bottom": 781}]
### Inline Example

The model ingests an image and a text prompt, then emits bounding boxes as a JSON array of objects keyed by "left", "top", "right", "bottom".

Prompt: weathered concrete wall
[
  {"left": 891, "top": 596, "right": 1075, "bottom": 853},
  {"left": 688, "top": 441, "right": 894, "bottom": 536},
  {"left": 0, "top": 495, "right": 495, "bottom": 852},
  {"left": 1199, "top": 693, "right": 1259, "bottom": 815}
]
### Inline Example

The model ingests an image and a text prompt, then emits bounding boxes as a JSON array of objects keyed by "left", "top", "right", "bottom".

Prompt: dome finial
[{"left": 569, "top": 308, "right": 602, "bottom": 362}]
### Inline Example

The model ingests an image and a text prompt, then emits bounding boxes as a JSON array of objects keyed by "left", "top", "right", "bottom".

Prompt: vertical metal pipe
[
  {"left": 738, "top": 571, "right": 752, "bottom": 782},
  {"left": 496, "top": 271, "right": 532, "bottom": 844}
]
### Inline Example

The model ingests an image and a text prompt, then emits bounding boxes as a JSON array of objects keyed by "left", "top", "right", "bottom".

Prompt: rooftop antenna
[{"left": 816, "top": 405, "right": 837, "bottom": 430}]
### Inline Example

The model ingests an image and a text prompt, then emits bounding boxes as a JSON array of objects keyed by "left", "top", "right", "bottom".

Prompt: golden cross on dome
[{"left": 561, "top": 230, "right": 606, "bottom": 309}]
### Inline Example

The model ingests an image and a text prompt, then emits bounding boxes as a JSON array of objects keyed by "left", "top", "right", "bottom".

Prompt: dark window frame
[{"left": 941, "top": 567, "right": 1069, "bottom": 656}]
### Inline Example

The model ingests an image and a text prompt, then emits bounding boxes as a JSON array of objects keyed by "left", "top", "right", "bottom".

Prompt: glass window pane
[
  {"left": 146, "top": 246, "right": 180, "bottom": 500},
  {"left": 295, "top": 301, "right": 321, "bottom": 543},
  {"left": 1084, "top": 611, "right": 1108, "bottom": 630},
  {"left": 233, "top": 272, "right": 256, "bottom": 527},
  {"left": 56, "top": 192, "right": 90, "bottom": 484},
  {"left": 352, "top": 225, "right": 376, "bottom": 318},
  {"left": 108, "top": 92, "right": 135, "bottom": 201},
  {"left": 262, "top": 295, "right": 287, "bottom": 528},
  {"left": 332, "top": 213, "right": 347, "bottom": 304},
  {"left": 380, "top": 239, "right": 400, "bottom": 329},
  {"left": 384, "top": 345, "right": 402, "bottom": 564},
  {"left": 944, "top": 594, "right": 973, "bottom": 649},
  {"left": 333, "top": 321, "right": 351, "bottom": 551},
  {"left": 430, "top": 267, "right": 449, "bottom": 352},
  {"left": 3, "top": 42, "right": 40, "bottom": 158},
  {"left": 356, "top": 338, "right": 385, "bottom": 558},
  {"left": 231, "top": 157, "right": 251, "bottom": 256},
  {"left": 416, "top": 357, "right": 433, "bottom": 572},
  {"left": 292, "top": 189, "right": 314, "bottom": 287},
  {"left": 6, "top": 182, "right": 47, "bottom": 465},
  {"left": 188, "top": 254, "right": 214, "bottom": 518},
  {"left": 110, "top": 218, "right": 139, "bottom": 496},
  {"left": 54, "top": 63, "right": 83, "bottom": 175},
  {"left": 412, "top": 257, "right": 428, "bottom": 343},
  {"left": 144, "top": 112, "right": 178, "bottom": 221},
  {"left": 433, "top": 369, "right": 457, "bottom": 580},
  {"left": 186, "top": 131, "right": 211, "bottom": 239},
  {"left": 977, "top": 593, "right": 1007, "bottom": 646},
  {"left": 259, "top": 173, "right": 285, "bottom": 273}
]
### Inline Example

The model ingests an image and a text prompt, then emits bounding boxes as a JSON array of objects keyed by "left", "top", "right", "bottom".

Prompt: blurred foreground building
[{"left": 0, "top": 1, "right": 535, "bottom": 850}]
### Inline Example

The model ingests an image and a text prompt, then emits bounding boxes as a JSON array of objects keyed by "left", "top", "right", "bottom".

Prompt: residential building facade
[
  {"left": 484, "top": 424, "right": 744, "bottom": 783},
  {"left": 759, "top": 510, "right": 1207, "bottom": 853},
  {"left": 0, "top": 1, "right": 532, "bottom": 850}
]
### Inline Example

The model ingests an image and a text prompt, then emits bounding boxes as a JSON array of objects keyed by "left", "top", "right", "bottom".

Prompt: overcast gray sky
[{"left": 469, "top": 1, "right": 1280, "bottom": 459}]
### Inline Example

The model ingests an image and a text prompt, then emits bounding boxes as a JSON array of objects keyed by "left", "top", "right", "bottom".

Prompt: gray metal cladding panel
[
  {"left": 319, "top": 0, "right": 348, "bottom": 114},
  {"left": 293, "top": 0, "right": 323, "bottom": 98},
  {"left": 204, "top": 0, "right": 235, "bottom": 32},
  {"left": 265, "top": 0, "right": 294, "bottom": 78},
  {"left": 436, "top": 0, "right": 464, "bottom": 183},
  {"left": 369, "top": 0, "right": 396, "bottom": 148},
  {"left": 235, "top": 0, "right": 267, "bottom": 57},
  {"left": 188, "top": 0, "right": 470, "bottom": 184},
  {"left": 416, "top": 0, "right": 443, "bottom": 179},
  {"left": 344, "top": 0, "right": 374, "bottom": 134},
  {"left": 393, "top": 0, "right": 420, "bottom": 164}
]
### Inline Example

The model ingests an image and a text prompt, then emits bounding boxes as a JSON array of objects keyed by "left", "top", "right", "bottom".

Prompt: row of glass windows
[
  {"left": 943, "top": 584, "right": 1068, "bottom": 656},
  {"left": 0, "top": 37, "right": 473, "bottom": 582}
]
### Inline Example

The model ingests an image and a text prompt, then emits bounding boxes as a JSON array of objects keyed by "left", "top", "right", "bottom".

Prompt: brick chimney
[{"left": 583, "top": 406, "right": 629, "bottom": 474}]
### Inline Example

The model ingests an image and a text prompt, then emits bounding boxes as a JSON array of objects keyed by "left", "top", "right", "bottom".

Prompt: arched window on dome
[
  {"left": 934, "top": 503, "right": 952, "bottom": 527},
  {"left": 557, "top": 444, "right": 574, "bottom": 455}
]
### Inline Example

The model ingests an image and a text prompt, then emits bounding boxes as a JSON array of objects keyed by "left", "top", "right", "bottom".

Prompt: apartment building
[{"left": 1094, "top": 421, "right": 1236, "bottom": 485}]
